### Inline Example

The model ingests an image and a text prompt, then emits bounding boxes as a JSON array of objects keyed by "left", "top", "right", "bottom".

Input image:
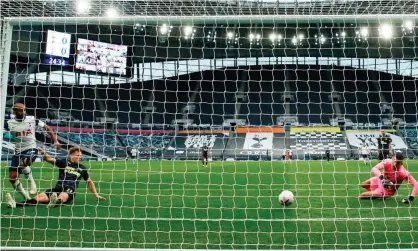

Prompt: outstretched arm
[
  {"left": 87, "top": 178, "right": 106, "bottom": 201},
  {"left": 371, "top": 162, "right": 385, "bottom": 178},
  {"left": 39, "top": 148, "right": 57, "bottom": 165},
  {"left": 45, "top": 124, "right": 61, "bottom": 149},
  {"left": 407, "top": 175, "right": 418, "bottom": 197},
  {"left": 402, "top": 173, "right": 418, "bottom": 204}
]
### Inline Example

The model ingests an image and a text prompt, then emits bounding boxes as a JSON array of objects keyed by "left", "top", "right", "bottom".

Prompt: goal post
[{"left": 0, "top": 22, "right": 13, "bottom": 161}]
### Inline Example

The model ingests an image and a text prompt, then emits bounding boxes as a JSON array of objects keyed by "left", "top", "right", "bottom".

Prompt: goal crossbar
[{"left": 5, "top": 14, "right": 418, "bottom": 26}]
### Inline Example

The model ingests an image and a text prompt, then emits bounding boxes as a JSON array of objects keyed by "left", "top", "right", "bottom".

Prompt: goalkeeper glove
[
  {"left": 402, "top": 196, "right": 414, "bottom": 204},
  {"left": 379, "top": 175, "right": 394, "bottom": 189}
]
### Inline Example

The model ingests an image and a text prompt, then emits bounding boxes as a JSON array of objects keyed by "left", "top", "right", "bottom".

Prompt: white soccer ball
[{"left": 279, "top": 190, "right": 294, "bottom": 206}]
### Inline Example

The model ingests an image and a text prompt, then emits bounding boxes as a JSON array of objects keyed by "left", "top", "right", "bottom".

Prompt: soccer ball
[{"left": 279, "top": 190, "right": 294, "bottom": 206}]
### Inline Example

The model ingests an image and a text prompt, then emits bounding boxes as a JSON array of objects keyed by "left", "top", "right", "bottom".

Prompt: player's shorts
[
  {"left": 282, "top": 155, "right": 286, "bottom": 160},
  {"left": 362, "top": 154, "right": 369, "bottom": 159},
  {"left": 368, "top": 176, "right": 396, "bottom": 198},
  {"left": 202, "top": 154, "right": 208, "bottom": 160},
  {"left": 45, "top": 187, "right": 76, "bottom": 204},
  {"left": 9, "top": 148, "right": 39, "bottom": 173},
  {"left": 378, "top": 150, "right": 390, "bottom": 160}
]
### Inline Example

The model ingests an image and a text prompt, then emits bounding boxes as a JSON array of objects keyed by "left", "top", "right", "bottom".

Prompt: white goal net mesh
[{"left": 1, "top": 0, "right": 418, "bottom": 250}]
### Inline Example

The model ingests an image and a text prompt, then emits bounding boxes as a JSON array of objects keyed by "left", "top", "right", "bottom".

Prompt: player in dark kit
[
  {"left": 6, "top": 147, "right": 105, "bottom": 208},
  {"left": 377, "top": 130, "right": 392, "bottom": 162},
  {"left": 325, "top": 150, "right": 331, "bottom": 162},
  {"left": 201, "top": 144, "right": 210, "bottom": 168}
]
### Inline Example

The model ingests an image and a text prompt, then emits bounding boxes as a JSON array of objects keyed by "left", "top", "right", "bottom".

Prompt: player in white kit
[
  {"left": 360, "top": 145, "right": 371, "bottom": 165},
  {"left": 5, "top": 103, "right": 60, "bottom": 200}
]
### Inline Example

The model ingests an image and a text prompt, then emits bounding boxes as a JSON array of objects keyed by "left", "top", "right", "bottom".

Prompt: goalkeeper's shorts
[{"left": 368, "top": 177, "right": 396, "bottom": 197}]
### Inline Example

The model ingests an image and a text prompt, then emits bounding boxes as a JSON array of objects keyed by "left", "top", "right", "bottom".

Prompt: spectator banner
[
  {"left": 346, "top": 130, "right": 408, "bottom": 149},
  {"left": 290, "top": 127, "right": 341, "bottom": 133},
  {"left": 164, "top": 131, "right": 229, "bottom": 159},
  {"left": 224, "top": 131, "right": 285, "bottom": 159},
  {"left": 243, "top": 133, "right": 273, "bottom": 150},
  {"left": 235, "top": 127, "right": 284, "bottom": 133},
  {"left": 288, "top": 129, "right": 348, "bottom": 157}
]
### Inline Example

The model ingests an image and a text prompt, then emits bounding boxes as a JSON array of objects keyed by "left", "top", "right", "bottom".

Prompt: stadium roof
[{"left": 1, "top": 0, "right": 418, "bottom": 20}]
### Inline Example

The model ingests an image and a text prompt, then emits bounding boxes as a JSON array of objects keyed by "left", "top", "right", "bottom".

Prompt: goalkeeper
[
  {"left": 359, "top": 152, "right": 418, "bottom": 204},
  {"left": 6, "top": 147, "right": 105, "bottom": 208}
]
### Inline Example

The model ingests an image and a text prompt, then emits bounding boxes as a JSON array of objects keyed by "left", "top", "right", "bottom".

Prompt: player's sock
[
  {"left": 12, "top": 180, "right": 30, "bottom": 200},
  {"left": 22, "top": 166, "right": 37, "bottom": 195},
  {"left": 16, "top": 199, "right": 38, "bottom": 207}
]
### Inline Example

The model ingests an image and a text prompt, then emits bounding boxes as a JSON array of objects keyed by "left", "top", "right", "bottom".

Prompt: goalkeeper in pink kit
[{"left": 360, "top": 152, "right": 418, "bottom": 204}]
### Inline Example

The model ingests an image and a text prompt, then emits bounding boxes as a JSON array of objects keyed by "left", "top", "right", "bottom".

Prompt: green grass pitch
[{"left": 1, "top": 160, "right": 418, "bottom": 249}]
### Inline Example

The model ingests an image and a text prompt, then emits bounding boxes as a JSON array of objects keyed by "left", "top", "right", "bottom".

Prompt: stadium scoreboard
[{"left": 44, "top": 30, "right": 71, "bottom": 66}]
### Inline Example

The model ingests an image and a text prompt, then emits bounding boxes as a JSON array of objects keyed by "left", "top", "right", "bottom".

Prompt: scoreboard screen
[
  {"left": 75, "top": 38, "right": 128, "bottom": 76},
  {"left": 44, "top": 30, "right": 71, "bottom": 66}
]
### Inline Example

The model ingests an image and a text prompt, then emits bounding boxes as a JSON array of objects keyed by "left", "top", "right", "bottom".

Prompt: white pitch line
[
  {"left": 2, "top": 248, "right": 417, "bottom": 251},
  {"left": 1, "top": 215, "right": 417, "bottom": 222}
]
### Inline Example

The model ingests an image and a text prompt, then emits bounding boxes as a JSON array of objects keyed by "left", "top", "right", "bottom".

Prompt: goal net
[{"left": 1, "top": 0, "right": 418, "bottom": 250}]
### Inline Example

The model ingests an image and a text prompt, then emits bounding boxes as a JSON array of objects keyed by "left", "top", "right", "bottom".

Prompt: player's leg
[
  {"left": 360, "top": 176, "right": 386, "bottom": 198},
  {"left": 384, "top": 150, "right": 390, "bottom": 160},
  {"left": 48, "top": 191, "right": 73, "bottom": 208},
  {"left": 360, "top": 179, "right": 372, "bottom": 190},
  {"left": 202, "top": 157, "right": 205, "bottom": 167},
  {"left": 359, "top": 190, "right": 382, "bottom": 199},
  {"left": 6, "top": 192, "right": 49, "bottom": 208},
  {"left": 9, "top": 155, "right": 30, "bottom": 200},
  {"left": 44, "top": 188, "right": 71, "bottom": 208},
  {"left": 20, "top": 149, "right": 38, "bottom": 194},
  {"left": 378, "top": 151, "right": 384, "bottom": 163}
]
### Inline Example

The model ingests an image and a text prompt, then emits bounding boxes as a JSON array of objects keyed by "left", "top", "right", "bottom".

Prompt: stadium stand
[
  {"left": 12, "top": 66, "right": 418, "bottom": 127},
  {"left": 400, "top": 128, "right": 418, "bottom": 154}
]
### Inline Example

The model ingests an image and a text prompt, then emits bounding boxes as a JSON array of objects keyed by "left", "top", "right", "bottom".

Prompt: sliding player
[
  {"left": 5, "top": 103, "right": 60, "bottom": 200},
  {"left": 359, "top": 152, "right": 418, "bottom": 204},
  {"left": 6, "top": 147, "right": 105, "bottom": 208},
  {"left": 201, "top": 143, "right": 210, "bottom": 168}
]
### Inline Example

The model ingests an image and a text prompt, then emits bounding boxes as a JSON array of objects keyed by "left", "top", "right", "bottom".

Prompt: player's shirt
[
  {"left": 201, "top": 146, "right": 209, "bottom": 156},
  {"left": 361, "top": 147, "right": 370, "bottom": 155},
  {"left": 54, "top": 158, "right": 89, "bottom": 192},
  {"left": 325, "top": 150, "right": 330, "bottom": 155},
  {"left": 377, "top": 134, "right": 392, "bottom": 151},
  {"left": 282, "top": 150, "right": 287, "bottom": 156},
  {"left": 131, "top": 149, "right": 138, "bottom": 157},
  {"left": 6, "top": 116, "right": 45, "bottom": 154},
  {"left": 371, "top": 159, "right": 418, "bottom": 196}
]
